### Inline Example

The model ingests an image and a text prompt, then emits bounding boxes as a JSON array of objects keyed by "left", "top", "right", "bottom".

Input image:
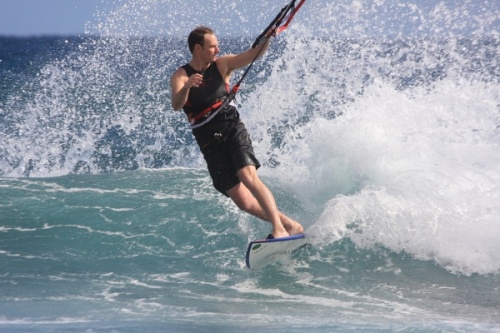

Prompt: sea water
[{"left": 1, "top": 0, "right": 499, "bottom": 332}]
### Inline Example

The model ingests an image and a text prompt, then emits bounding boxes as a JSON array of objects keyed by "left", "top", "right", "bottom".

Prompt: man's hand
[{"left": 187, "top": 73, "right": 203, "bottom": 88}]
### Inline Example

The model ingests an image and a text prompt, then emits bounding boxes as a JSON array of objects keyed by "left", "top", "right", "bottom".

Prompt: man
[{"left": 170, "top": 26, "right": 303, "bottom": 239}]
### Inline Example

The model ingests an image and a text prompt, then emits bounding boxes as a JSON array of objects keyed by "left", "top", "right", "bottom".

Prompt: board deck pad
[{"left": 245, "top": 234, "right": 307, "bottom": 269}]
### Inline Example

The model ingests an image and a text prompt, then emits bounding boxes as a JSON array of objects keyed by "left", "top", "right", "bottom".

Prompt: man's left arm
[{"left": 217, "top": 37, "right": 273, "bottom": 81}]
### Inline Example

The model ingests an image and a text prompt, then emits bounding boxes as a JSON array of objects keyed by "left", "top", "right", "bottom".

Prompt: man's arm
[
  {"left": 170, "top": 67, "right": 203, "bottom": 111},
  {"left": 217, "top": 37, "right": 273, "bottom": 82}
]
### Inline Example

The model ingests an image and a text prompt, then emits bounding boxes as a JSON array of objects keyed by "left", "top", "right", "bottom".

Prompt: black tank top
[{"left": 181, "top": 62, "right": 229, "bottom": 120}]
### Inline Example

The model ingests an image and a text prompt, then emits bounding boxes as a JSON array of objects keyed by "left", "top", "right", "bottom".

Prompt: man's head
[{"left": 188, "top": 26, "right": 214, "bottom": 54}]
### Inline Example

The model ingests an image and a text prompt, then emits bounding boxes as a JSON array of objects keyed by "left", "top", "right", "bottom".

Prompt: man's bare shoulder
[
  {"left": 170, "top": 66, "right": 188, "bottom": 87},
  {"left": 215, "top": 54, "right": 237, "bottom": 79},
  {"left": 171, "top": 66, "right": 188, "bottom": 79},
  {"left": 216, "top": 53, "right": 236, "bottom": 66}
]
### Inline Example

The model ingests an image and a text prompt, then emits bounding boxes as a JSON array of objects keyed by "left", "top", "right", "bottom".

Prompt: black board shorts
[{"left": 193, "top": 115, "right": 260, "bottom": 196}]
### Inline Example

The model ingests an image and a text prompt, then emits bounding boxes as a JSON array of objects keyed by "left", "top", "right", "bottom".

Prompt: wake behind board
[{"left": 245, "top": 234, "right": 307, "bottom": 270}]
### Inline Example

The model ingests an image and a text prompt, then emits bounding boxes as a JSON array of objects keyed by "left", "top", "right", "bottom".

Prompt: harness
[{"left": 189, "top": 99, "right": 237, "bottom": 129}]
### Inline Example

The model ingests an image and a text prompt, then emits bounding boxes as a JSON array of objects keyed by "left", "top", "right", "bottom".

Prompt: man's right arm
[
  {"left": 170, "top": 68, "right": 190, "bottom": 111},
  {"left": 170, "top": 68, "right": 204, "bottom": 111}
]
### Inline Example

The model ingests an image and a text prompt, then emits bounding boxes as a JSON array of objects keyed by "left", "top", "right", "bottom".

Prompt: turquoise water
[
  {"left": 1, "top": 0, "right": 499, "bottom": 331},
  {"left": 1, "top": 171, "right": 499, "bottom": 332}
]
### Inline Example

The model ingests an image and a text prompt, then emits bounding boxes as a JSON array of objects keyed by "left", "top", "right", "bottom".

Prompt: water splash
[{"left": 238, "top": 1, "right": 500, "bottom": 275}]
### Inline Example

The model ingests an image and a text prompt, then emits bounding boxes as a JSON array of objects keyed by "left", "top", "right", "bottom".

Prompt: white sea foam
[{"left": 289, "top": 80, "right": 500, "bottom": 275}]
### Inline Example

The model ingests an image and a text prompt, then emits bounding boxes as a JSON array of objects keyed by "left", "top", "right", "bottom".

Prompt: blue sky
[
  {"left": 0, "top": 0, "right": 299, "bottom": 37},
  {"left": 0, "top": 0, "right": 497, "bottom": 37},
  {"left": 0, "top": 0, "right": 111, "bottom": 36}
]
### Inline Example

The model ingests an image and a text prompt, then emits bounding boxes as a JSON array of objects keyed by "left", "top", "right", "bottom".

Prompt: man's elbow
[{"left": 172, "top": 103, "right": 182, "bottom": 111}]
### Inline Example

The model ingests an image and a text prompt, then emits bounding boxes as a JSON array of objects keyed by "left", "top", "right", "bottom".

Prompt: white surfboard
[{"left": 245, "top": 234, "right": 307, "bottom": 269}]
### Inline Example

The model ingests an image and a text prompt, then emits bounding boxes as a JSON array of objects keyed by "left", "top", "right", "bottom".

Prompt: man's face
[{"left": 200, "top": 33, "right": 220, "bottom": 62}]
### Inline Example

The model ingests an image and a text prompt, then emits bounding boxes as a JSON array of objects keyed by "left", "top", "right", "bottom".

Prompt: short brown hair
[{"left": 188, "top": 26, "right": 214, "bottom": 53}]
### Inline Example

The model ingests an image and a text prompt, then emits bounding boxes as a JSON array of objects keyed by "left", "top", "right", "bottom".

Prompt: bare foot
[
  {"left": 272, "top": 229, "right": 290, "bottom": 239},
  {"left": 280, "top": 214, "right": 304, "bottom": 235},
  {"left": 287, "top": 222, "right": 304, "bottom": 235}
]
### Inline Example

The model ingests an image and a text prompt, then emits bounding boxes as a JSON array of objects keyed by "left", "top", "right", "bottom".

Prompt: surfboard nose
[{"left": 245, "top": 234, "right": 307, "bottom": 269}]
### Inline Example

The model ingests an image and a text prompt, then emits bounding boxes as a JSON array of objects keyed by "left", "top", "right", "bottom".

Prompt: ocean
[{"left": 1, "top": 0, "right": 499, "bottom": 332}]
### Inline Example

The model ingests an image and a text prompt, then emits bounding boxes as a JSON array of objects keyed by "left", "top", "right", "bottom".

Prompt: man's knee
[
  {"left": 237, "top": 165, "right": 259, "bottom": 187},
  {"left": 228, "top": 185, "right": 258, "bottom": 214},
  {"left": 235, "top": 198, "right": 254, "bottom": 213}
]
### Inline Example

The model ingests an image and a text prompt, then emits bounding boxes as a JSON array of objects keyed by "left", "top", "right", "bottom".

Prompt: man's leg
[{"left": 227, "top": 165, "right": 304, "bottom": 238}]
